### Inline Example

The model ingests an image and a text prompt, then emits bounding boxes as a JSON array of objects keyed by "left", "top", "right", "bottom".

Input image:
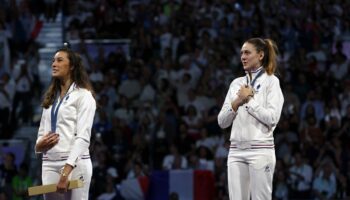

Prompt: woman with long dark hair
[{"left": 35, "top": 47, "right": 96, "bottom": 200}]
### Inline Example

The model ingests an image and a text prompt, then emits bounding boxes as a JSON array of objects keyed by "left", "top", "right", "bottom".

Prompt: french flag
[
  {"left": 147, "top": 169, "right": 215, "bottom": 200},
  {"left": 120, "top": 176, "right": 149, "bottom": 199}
]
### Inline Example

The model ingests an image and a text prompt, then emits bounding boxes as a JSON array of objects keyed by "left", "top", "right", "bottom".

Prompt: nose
[{"left": 51, "top": 60, "right": 57, "bottom": 67}]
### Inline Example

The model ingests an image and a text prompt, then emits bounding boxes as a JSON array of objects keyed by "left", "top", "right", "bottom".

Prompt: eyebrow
[
  {"left": 240, "top": 49, "right": 251, "bottom": 53},
  {"left": 53, "top": 56, "right": 65, "bottom": 60}
]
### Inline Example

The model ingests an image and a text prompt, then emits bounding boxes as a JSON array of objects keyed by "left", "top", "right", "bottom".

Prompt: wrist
[
  {"left": 246, "top": 95, "right": 253, "bottom": 102},
  {"left": 61, "top": 171, "right": 68, "bottom": 178},
  {"left": 35, "top": 145, "right": 45, "bottom": 153},
  {"left": 231, "top": 99, "right": 243, "bottom": 112}
]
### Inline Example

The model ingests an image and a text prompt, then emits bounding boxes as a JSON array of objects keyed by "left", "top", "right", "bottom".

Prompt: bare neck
[{"left": 60, "top": 78, "right": 72, "bottom": 98}]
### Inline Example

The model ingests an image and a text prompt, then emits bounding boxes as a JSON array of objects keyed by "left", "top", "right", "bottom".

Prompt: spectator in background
[
  {"left": 282, "top": 83, "right": 300, "bottom": 117},
  {"left": 0, "top": 73, "right": 13, "bottom": 138},
  {"left": 91, "top": 151, "right": 110, "bottom": 199},
  {"left": 24, "top": 42, "right": 41, "bottom": 99},
  {"left": 125, "top": 160, "right": 145, "bottom": 179},
  {"left": 339, "top": 81, "right": 350, "bottom": 117},
  {"left": 300, "top": 90, "right": 325, "bottom": 124},
  {"left": 197, "top": 145, "right": 214, "bottom": 171},
  {"left": 96, "top": 173, "right": 117, "bottom": 200},
  {"left": 273, "top": 171, "right": 289, "bottom": 200},
  {"left": 288, "top": 151, "right": 313, "bottom": 199},
  {"left": 0, "top": 152, "right": 17, "bottom": 200},
  {"left": 0, "top": 22, "right": 11, "bottom": 76},
  {"left": 113, "top": 95, "right": 134, "bottom": 127},
  {"left": 181, "top": 104, "right": 203, "bottom": 141},
  {"left": 162, "top": 143, "right": 188, "bottom": 170},
  {"left": 117, "top": 66, "right": 141, "bottom": 103},
  {"left": 312, "top": 161, "right": 337, "bottom": 200},
  {"left": 11, "top": 163, "right": 32, "bottom": 200},
  {"left": 11, "top": 63, "right": 33, "bottom": 127},
  {"left": 44, "top": 0, "right": 59, "bottom": 22},
  {"left": 329, "top": 52, "right": 349, "bottom": 81}
]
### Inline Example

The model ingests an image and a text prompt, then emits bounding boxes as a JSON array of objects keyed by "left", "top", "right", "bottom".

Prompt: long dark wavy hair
[{"left": 41, "top": 47, "right": 95, "bottom": 108}]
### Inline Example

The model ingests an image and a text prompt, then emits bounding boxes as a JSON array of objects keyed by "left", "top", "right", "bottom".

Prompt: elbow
[
  {"left": 218, "top": 121, "right": 225, "bottom": 129},
  {"left": 217, "top": 112, "right": 234, "bottom": 129},
  {"left": 218, "top": 118, "right": 230, "bottom": 129},
  {"left": 266, "top": 115, "right": 280, "bottom": 129}
]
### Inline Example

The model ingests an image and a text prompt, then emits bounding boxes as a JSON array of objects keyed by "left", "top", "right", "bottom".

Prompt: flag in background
[
  {"left": 120, "top": 176, "right": 149, "bottom": 199},
  {"left": 147, "top": 169, "right": 215, "bottom": 200}
]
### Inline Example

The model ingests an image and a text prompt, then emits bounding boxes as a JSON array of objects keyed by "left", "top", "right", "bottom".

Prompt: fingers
[
  {"left": 45, "top": 133, "right": 59, "bottom": 140},
  {"left": 44, "top": 135, "right": 59, "bottom": 145},
  {"left": 56, "top": 185, "right": 68, "bottom": 193},
  {"left": 57, "top": 178, "right": 69, "bottom": 193},
  {"left": 39, "top": 133, "right": 59, "bottom": 151},
  {"left": 46, "top": 134, "right": 59, "bottom": 148},
  {"left": 237, "top": 85, "right": 253, "bottom": 100}
]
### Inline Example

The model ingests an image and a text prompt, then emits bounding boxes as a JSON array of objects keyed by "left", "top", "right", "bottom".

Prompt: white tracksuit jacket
[
  {"left": 218, "top": 70, "right": 284, "bottom": 143},
  {"left": 36, "top": 83, "right": 96, "bottom": 166}
]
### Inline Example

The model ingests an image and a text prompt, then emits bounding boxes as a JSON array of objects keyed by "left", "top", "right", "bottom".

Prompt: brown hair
[
  {"left": 246, "top": 38, "right": 279, "bottom": 75},
  {"left": 41, "top": 48, "right": 95, "bottom": 108}
]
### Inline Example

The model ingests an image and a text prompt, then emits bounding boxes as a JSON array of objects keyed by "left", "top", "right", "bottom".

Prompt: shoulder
[
  {"left": 265, "top": 74, "right": 281, "bottom": 84},
  {"left": 75, "top": 87, "right": 94, "bottom": 96},
  {"left": 74, "top": 87, "right": 95, "bottom": 103},
  {"left": 229, "top": 76, "right": 245, "bottom": 87}
]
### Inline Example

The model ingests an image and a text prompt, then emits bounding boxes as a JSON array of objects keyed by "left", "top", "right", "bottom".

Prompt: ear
[{"left": 259, "top": 52, "right": 264, "bottom": 61}]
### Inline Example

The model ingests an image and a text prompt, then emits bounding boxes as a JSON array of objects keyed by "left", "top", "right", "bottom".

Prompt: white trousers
[
  {"left": 42, "top": 157, "right": 92, "bottom": 200},
  {"left": 227, "top": 148, "right": 276, "bottom": 200}
]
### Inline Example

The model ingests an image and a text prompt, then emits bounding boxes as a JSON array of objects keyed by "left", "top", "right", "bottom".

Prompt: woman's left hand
[
  {"left": 56, "top": 164, "right": 74, "bottom": 193},
  {"left": 237, "top": 85, "right": 254, "bottom": 101},
  {"left": 57, "top": 176, "right": 69, "bottom": 193}
]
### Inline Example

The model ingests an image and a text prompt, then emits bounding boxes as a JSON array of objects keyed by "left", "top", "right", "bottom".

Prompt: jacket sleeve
[
  {"left": 245, "top": 76, "right": 284, "bottom": 129},
  {"left": 217, "top": 80, "right": 240, "bottom": 129},
  {"left": 35, "top": 109, "right": 47, "bottom": 154},
  {"left": 66, "top": 90, "right": 96, "bottom": 166}
]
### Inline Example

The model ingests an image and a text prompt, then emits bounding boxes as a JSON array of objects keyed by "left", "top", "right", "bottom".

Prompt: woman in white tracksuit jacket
[
  {"left": 35, "top": 47, "right": 96, "bottom": 200},
  {"left": 218, "top": 38, "right": 284, "bottom": 200}
]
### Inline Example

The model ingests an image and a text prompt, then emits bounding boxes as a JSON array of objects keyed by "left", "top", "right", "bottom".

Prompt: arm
[
  {"left": 56, "top": 164, "right": 74, "bottom": 193},
  {"left": 35, "top": 109, "right": 59, "bottom": 153},
  {"left": 57, "top": 90, "right": 96, "bottom": 192},
  {"left": 66, "top": 90, "right": 96, "bottom": 166},
  {"left": 217, "top": 80, "right": 244, "bottom": 129},
  {"left": 245, "top": 76, "right": 284, "bottom": 129}
]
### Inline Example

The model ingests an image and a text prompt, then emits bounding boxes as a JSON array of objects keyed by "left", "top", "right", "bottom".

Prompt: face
[
  {"left": 52, "top": 51, "right": 72, "bottom": 80},
  {"left": 240, "top": 42, "right": 264, "bottom": 71}
]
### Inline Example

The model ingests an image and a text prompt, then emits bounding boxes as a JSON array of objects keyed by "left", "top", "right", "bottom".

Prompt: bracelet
[
  {"left": 61, "top": 171, "right": 68, "bottom": 177},
  {"left": 60, "top": 167, "right": 68, "bottom": 177}
]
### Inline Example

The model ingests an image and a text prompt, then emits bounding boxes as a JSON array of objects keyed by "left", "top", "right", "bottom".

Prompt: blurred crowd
[{"left": 1, "top": 0, "right": 350, "bottom": 199}]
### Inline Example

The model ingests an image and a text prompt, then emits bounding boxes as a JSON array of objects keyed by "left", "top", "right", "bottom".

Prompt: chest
[{"left": 49, "top": 94, "right": 79, "bottom": 122}]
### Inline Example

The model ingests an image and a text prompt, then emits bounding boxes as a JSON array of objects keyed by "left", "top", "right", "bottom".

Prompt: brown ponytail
[
  {"left": 246, "top": 38, "right": 279, "bottom": 75},
  {"left": 263, "top": 39, "right": 278, "bottom": 75}
]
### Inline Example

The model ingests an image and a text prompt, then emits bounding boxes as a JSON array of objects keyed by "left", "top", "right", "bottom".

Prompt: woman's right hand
[{"left": 35, "top": 133, "right": 59, "bottom": 153}]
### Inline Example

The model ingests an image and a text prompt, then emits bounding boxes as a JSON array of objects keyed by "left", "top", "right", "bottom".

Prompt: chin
[{"left": 52, "top": 74, "right": 60, "bottom": 78}]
